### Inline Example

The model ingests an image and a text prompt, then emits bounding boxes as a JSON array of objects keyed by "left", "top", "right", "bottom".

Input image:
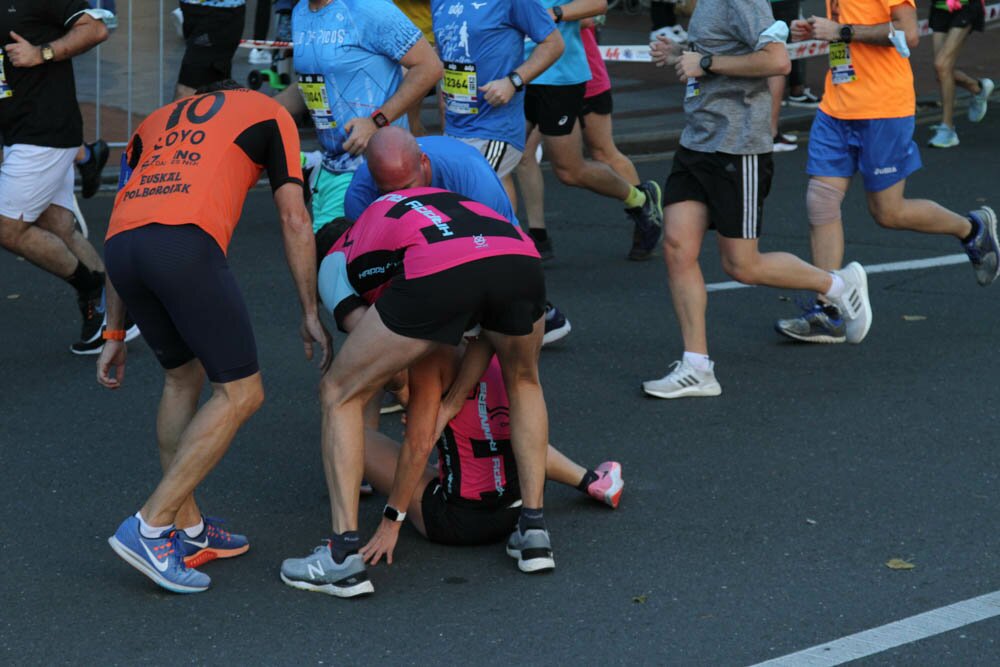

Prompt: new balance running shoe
[
  {"left": 642, "top": 359, "right": 721, "bottom": 399},
  {"left": 963, "top": 206, "right": 999, "bottom": 286},
  {"left": 542, "top": 302, "right": 571, "bottom": 345},
  {"left": 506, "top": 527, "right": 555, "bottom": 573},
  {"left": 774, "top": 301, "right": 847, "bottom": 344},
  {"left": 280, "top": 542, "right": 374, "bottom": 598},
  {"left": 827, "top": 262, "right": 872, "bottom": 344},
  {"left": 587, "top": 461, "right": 624, "bottom": 509},
  {"left": 626, "top": 180, "right": 664, "bottom": 261},
  {"left": 108, "top": 516, "right": 210, "bottom": 594},
  {"left": 180, "top": 516, "right": 249, "bottom": 568}
]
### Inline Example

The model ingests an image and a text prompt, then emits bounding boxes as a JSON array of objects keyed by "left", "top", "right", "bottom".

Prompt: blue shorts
[{"left": 807, "top": 110, "right": 922, "bottom": 193}]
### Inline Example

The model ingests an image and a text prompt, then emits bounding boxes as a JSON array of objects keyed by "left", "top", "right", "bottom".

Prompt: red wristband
[
  {"left": 102, "top": 329, "right": 127, "bottom": 341},
  {"left": 371, "top": 110, "right": 389, "bottom": 128}
]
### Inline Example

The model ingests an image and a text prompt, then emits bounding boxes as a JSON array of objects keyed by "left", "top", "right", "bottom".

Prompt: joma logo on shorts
[{"left": 874, "top": 166, "right": 898, "bottom": 176}]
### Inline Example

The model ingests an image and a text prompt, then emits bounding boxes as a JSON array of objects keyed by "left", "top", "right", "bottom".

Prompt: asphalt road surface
[{"left": 3, "top": 114, "right": 999, "bottom": 665}]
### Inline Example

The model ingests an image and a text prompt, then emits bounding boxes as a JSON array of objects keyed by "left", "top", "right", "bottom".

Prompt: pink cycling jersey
[{"left": 437, "top": 356, "right": 520, "bottom": 507}]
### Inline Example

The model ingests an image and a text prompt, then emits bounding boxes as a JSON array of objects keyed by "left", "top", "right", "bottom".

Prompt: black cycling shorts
[
  {"left": 524, "top": 83, "right": 586, "bottom": 137},
  {"left": 929, "top": 2, "right": 985, "bottom": 33},
  {"left": 178, "top": 3, "right": 247, "bottom": 89},
  {"left": 104, "top": 224, "right": 259, "bottom": 383},
  {"left": 374, "top": 254, "right": 546, "bottom": 345},
  {"left": 421, "top": 481, "right": 521, "bottom": 546},
  {"left": 664, "top": 146, "right": 774, "bottom": 239}
]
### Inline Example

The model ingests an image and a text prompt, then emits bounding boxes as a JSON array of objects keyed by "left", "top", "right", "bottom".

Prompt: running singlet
[
  {"left": 524, "top": 0, "right": 590, "bottom": 86},
  {"left": 438, "top": 356, "right": 520, "bottom": 506},
  {"left": 818, "top": 0, "right": 916, "bottom": 120},
  {"left": 107, "top": 89, "right": 303, "bottom": 253},
  {"left": 292, "top": 0, "right": 421, "bottom": 173},
  {"left": 344, "top": 135, "right": 518, "bottom": 226},
  {"left": 431, "top": 0, "right": 554, "bottom": 150},
  {"left": 320, "top": 187, "right": 538, "bottom": 322}
]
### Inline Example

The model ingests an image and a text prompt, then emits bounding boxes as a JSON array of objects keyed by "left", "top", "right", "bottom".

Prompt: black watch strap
[
  {"left": 508, "top": 71, "right": 525, "bottom": 91},
  {"left": 552, "top": 5, "right": 563, "bottom": 23},
  {"left": 383, "top": 504, "right": 406, "bottom": 522}
]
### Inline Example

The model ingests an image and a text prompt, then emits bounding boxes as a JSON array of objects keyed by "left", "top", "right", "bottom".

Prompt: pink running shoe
[{"left": 587, "top": 462, "right": 624, "bottom": 509}]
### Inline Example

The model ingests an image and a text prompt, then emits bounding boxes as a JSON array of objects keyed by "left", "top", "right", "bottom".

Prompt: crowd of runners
[{"left": 1, "top": 0, "right": 995, "bottom": 597}]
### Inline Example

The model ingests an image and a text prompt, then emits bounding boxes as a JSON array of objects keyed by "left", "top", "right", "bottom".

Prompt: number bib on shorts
[
  {"left": 829, "top": 42, "right": 857, "bottom": 85},
  {"left": 298, "top": 74, "right": 336, "bottom": 130},
  {"left": 442, "top": 61, "right": 479, "bottom": 115},
  {"left": 0, "top": 54, "right": 12, "bottom": 100}
]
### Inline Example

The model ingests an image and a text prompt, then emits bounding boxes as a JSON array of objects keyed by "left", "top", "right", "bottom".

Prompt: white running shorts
[
  {"left": 453, "top": 136, "right": 523, "bottom": 179},
  {"left": 0, "top": 144, "right": 77, "bottom": 223}
]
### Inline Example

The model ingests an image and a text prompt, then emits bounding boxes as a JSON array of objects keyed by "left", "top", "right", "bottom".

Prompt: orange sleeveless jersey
[{"left": 107, "top": 89, "right": 304, "bottom": 253}]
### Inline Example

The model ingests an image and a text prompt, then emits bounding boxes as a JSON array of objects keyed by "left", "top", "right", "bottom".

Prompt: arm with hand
[
  {"left": 551, "top": 0, "right": 608, "bottom": 23},
  {"left": 359, "top": 351, "right": 447, "bottom": 565},
  {"left": 675, "top": 41, "right": 790, "bottom": 80},
  {"left": 274, "top": 183, "right": 332, "bottom": 371},
  {"left": 802, "top": 4, "right": 919, "bottom": 49},
  {"left": 343, "top": 38, "right": 443, "bottom": 155},
  {"left": 434, "top": 336, "right": 495, "bottom": 439},
  {"left": 481, "top": 29, "right": 564, "bottom": 107},
  {"left": 5, "top": 14, "right": 108, "bottom": 68},
  {"left": 96, "top": 277, "right": 128, "bottom": 390}
]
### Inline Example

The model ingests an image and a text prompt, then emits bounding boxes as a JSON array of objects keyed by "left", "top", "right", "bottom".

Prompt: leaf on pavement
[
  {"left": 902, "top": 315, "right": 926, "bottom": 321},
  {"left": 632, "top": 594, "right": 648, "bottom": 604},
  {"left": 7, "top": 294, "right": 19, "bottom": 299},
  {"left": 886, "top": 558, "right": 916, "bottom": 570}
]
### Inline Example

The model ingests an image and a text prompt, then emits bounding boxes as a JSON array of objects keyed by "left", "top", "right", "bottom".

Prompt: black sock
[
  {"left": 66, "top": 262, "right": 103, "bottom": 295},
  {"left": 576, "top": 470, "right": 599, "bottom": 494},
  {"left": 330, "top": 531, "right": 360, "bottom": 564},
  {"left": 962, "top": 216, "right": 981, "bottom": 244},
  {"left": 518, "top": 507, "right": 545, "bottom": 533},
  {"left": 529, "top": 227, "right": 548, "bottom": 242}
]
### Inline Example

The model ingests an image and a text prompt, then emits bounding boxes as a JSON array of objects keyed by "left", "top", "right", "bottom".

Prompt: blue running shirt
[
  {"left": 292, "top": 0, "right": 422, "bottom": 173},
  {"left": 432, "top": 0, "right": 555, "bottom": 150},
  {"left": 180, "top": 0, "right": 245, "bottom": 6},
  {"left": 525, "top": 0, "right": 589, "bottom": 86},
  {"left": 344, "top": 136, "right": 519, "bottom": 227}
]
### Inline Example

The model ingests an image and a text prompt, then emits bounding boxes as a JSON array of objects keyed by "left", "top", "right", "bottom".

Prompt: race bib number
[
  {"left": 442, "top": 61, "right": 478, "bottom": 115},
  {"left": 0, "top": 54, "right": 12, "bottom": 100},
  {"left": 298, "top": 74, "right": 335, "bottom": 130},
  {"left": 829, "top": 42, "right": 857, "bottom": 85}
]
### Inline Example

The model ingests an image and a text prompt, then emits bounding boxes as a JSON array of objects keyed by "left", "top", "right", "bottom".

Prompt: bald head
[{"left": 366, "top": 126, "right": 430, "bottom": 193}]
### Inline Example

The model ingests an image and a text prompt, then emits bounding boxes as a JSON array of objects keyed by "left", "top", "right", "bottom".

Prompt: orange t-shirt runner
[
  {"left": 107, "top": 89, "right": 303, "bottom": 253},
  {"left": 819, "top": 0, "right": 916, "bottom": 121}
]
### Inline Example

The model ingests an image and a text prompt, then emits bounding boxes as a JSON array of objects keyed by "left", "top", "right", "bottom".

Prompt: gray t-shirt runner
[{"left": 680, "top": 0, "right": 785, "bottom": 155}]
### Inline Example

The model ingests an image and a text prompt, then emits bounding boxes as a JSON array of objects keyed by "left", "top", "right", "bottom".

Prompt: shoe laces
[
  {"left": 159, "top": 530, "right": 189, "bottom": 569},
  {"left": 203, "top": 516, "right": 232, "bottom": 542}
]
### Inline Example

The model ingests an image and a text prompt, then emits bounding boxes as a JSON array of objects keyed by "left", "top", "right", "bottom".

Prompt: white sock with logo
[
  {"left": 824, "top": 273, "right": 846, "bottom": 299},
  {"left": 682, "top": 351, "right": 712, "bottom": 373},
  {"left": 136, "top": 511, "right": 173, "bottom": 539},
  {"left": 183, "top": 519, "right": 205, "bottom": 539}
]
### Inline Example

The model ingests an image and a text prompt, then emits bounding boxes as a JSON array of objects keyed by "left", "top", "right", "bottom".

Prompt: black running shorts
[
  {"left": 524, "top": 83, "right": 586, "bottom": 137},
  {"left": 581, "top": 89, "right": 613, "bottom": 118},
  {"left": 374, "top": 254, "right": 546, "bottom": 345},
  {"left": 104, "top": 224, "right": 259, "bottom": 383},
  {"left": 178, "top": 3, "right": 247, "bottom": 89},
  {"left": 664, "top": 146, "right": 774, "bottom": 239},
  {"left": 421, "top": 481, "right": 521, "bottom": 546},
  {"left": 929, "top": 2, "right": 985, "bottom": 33}
]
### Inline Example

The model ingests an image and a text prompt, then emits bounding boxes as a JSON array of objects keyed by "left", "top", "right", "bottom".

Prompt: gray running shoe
[
  {"left": 827, "top": 262, "right": 872, "bottom": 344},
  {"left": 969, "top": 78, "right": 994, "bottom": 123},
  {"left": 280, "top": 543, "right": 374, "bottom": 598},
  {"left": 506, "top": 528, "right": 555, "bottom": 573},
  {"left": 963, "top": 206, "right": 999, "bottom": 286},
  {"left": 775, "top": 302, "right": 846, "bottom": 344},
  {"left": 642, "top": 359, "right": 722, "bottom": 399},
  {"left": 626, "top": 180, "right": 663, "bottom": 261}
]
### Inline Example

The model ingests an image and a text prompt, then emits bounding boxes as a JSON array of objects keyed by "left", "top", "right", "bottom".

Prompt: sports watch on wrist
[
  {"left": 40, "top": 43, "right": 55, "bottom": 62},
  {"left": 839, "top": 24, "right": 854, "bottom": 43},
  {"left": 508, "top": 71, "right": 525, "bottom": 92},
  {"left": 383, "top": 504, "right": 406, "bottom": 522},
  {"left": 552, "top": 5, "right": 563, "bottom": 23},
  {"left": 371, "top": 110, "right": 389, "bottom": 128},
  {"left": 699, "top": 55, "right": 714, "bottom": 75}
]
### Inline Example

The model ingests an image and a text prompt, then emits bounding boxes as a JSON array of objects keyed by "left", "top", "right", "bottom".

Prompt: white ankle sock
[
  {"left": 824, "top": 273, "right": 845, "bottom": 299},
  {"left": 183, "top": 519, "right": 205, "bottom": 539},
  {"left": 136, "top": 511, "right": 173, "bottom": 539},
  {"left": 682, "top": 351, "right": 712, "bottom": 373}
]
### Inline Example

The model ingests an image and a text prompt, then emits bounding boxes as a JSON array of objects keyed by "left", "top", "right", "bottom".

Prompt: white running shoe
[
  {"left": 248, "top": 48, "right": 272, "bottom": 66},
  {"left": 969, "top": 78, "right": 994, "bottom": 123},
  {"left": 642, "top": 359, "right": 722, "bottom": 399},
  {"left": 828, "top": 261, "right": 872, "bottom": 344}
]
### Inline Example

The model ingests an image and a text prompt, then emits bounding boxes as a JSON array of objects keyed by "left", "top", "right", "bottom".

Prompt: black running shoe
[
  {"left": 71, "top": 312, "right": 141, "bottom": 356},
  {"left": 78, "top": 139, "right": 110, "bottom": 199},
  {"left": 626, "top": 180, "right": 663, "bottom": 261}
]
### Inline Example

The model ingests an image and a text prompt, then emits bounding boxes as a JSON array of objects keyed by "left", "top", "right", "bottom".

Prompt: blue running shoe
[
  {"left": 108, "top": 516, "right": 210, "bottom": 594},
  {"left": 179, "top": 516, "right": 250, "bottom": 568},
  {"left": 542, "top": 302, "right": 571, "bottom": 345},
  {"left": 963, "top": 207, "right": 999, "bottom": 286}
]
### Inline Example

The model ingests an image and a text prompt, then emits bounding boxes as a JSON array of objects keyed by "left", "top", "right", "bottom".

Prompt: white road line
[
  {"left": 749, "top": 590, "right": 1000, "bottom": 666},
  {"left": 705, "top": 253, "right": 968, "bottom": 292}
]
